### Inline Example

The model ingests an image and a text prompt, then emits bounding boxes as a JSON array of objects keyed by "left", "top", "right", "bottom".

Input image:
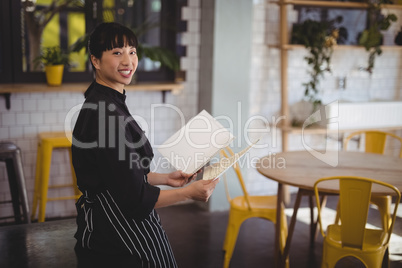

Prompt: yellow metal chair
[
  {"left": 343, "top": 130, "right": 402, "bottom": 231},
  {"left": 344, "top": 130, "right": 402, "bottom": 158},
  {"left": 31, "top": 132, "right": 81, "bottom": 222},
  {"left": 314, "top": 176, "right": 401, "bottom": 268},
  {"left": 221, "top": 147, "right": 288, "bottom": 268}
]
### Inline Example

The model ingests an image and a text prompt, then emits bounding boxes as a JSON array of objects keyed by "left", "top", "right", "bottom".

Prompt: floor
[
  {"left": 0, "top": 193, "right": 401, "bottom": 268},
  {"left": 158, "top": 195, "right": 402, "bottom": 268}
]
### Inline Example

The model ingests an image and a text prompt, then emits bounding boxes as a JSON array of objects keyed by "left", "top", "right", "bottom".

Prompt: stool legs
[
  {"left": 0, "top": 142, "right": 30, "bottom": 224},
  {"left": 31, "top": 138, "right": 81, "bottom": 223},
  {"left": 8, "top": 149, "right": 30, "bottom": 224},
  {"left": 31, "top": 143, "right": 42, "bottom": 221},
  {"left": 38, "top": 142, "right": 53, "bottom": 223},
  {"left": 15, "top": 149, "right": 30, "bottom": 224},
  {"left": 31, "top": 141, "right": 53, "bottom": 222},
  {"left": 5, "top": 159, "right": 23, "bottom": 223}
]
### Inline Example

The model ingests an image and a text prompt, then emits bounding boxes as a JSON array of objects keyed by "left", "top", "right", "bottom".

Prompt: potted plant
[
  {"left": 291, "top": 17, "right": 341, "bottom": 106},
  {"left": 35, "top": 46, "right": 70, "bottom": 86},
  {"left": 358, "top": 0, "right": 397, "bottom": 73},
  {"left": 289, "top": 17, "right": 342, "bottom": 127}
]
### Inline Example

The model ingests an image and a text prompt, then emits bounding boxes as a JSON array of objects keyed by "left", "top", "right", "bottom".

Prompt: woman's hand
[
  {"left": 185, "top": 178, "right": 220, "bottom": 202},
  {"left": 154, "top": 176, "right": 220, "bottom": 208},
  {"left": 166, "top": 170, "right": 197, "bottom": 187}
]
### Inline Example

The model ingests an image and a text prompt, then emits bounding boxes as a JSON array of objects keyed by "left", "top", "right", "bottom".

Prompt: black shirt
[{"left": 72, "top": 82, "right": 177, "bottom": 267}]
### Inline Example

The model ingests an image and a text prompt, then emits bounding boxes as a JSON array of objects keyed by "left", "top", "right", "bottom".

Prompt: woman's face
[{"left": 91, "top": 45, "right": 138, "bottom": 93}]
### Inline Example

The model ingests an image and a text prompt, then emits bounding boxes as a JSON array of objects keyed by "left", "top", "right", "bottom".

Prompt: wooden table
[{"left": 256, "top": 150, "right": 402, "bottom": 268}]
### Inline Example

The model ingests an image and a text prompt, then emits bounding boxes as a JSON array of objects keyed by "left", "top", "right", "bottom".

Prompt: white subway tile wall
[
  {"left": 246, "top": 2, "right": 402, "bottom": 195},
  {"left": 0, "top": 2, "right": 201, "bottom": 223}
]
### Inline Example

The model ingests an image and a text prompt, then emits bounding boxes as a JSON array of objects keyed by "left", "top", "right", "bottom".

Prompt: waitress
[{"left": 72, "top": 22, "right": 219, "bottom": 267}]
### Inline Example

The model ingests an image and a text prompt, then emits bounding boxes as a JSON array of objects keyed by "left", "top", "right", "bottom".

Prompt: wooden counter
[
  {"left": 0, "top": 82, "right": 184, "bottom": 109},
  {"left": 0, "top": 82, "right": 184, "bottom": 94}
]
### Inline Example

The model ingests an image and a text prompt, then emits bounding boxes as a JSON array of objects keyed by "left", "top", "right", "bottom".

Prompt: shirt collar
[{"left": 85, "top": 81, "right": 127, "bottom": 102}]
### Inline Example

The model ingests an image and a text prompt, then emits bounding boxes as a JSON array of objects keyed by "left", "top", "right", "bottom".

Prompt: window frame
[
  {"left": 0, "top": 0, "right": 14, "bottom": 83},
  {"left": 114, "top": 0, "right": 178, "bottom": 82},
  {"left": 1, "top": 0, "right": 183, "bottom": 84},
  {"left": 9, "top": 1, "right": 93, "bottom": 83}
]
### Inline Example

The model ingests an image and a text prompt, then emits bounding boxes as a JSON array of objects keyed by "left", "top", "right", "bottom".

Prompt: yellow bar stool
[{"left": 31, "top": 132, "right": 81, "bottom": 222}]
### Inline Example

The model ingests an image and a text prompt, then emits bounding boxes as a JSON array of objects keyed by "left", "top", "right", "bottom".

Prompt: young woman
[{"left": 72, "top": 22, "right": 219, "bottom": 267}]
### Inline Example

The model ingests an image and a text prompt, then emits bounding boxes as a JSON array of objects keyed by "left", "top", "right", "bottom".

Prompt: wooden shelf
[
  {"left": 274, "top": 124, "right": 402, "bottom": 134},
  {"left": 275, "top": 0, "right": 402, "bottom": 9},
  {"left": 272, "top": 0, "right": 402, "bottom": 208},
  {"left": 274, "top": 0, "right": 402, "bottom": 151},
  {"left": 269, "top": 44, "right": 402, "bottom": 50},
  {"left": 0, "top": 82, "right": 184, "bottom": 109},
  {"left": 0, "top": 82, "right": 184, "bottom": 94}
]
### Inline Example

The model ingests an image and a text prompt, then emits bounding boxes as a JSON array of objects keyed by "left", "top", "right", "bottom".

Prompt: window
[
  {"left": 111, "top": 0, "right": 181, "bottom": 82},
  {"left": 0, "top": 0, "right": 184, "bottom": 84},
  {"left": 9, "top": 0, "right": 93, "bottom": 83}
]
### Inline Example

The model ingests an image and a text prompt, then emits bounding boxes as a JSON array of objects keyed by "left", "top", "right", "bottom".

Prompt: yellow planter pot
[{"left": 45, "top": 65, "right": 64, "bottom": 86}]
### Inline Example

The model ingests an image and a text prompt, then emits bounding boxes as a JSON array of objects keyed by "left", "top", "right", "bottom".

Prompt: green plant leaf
[
  {"left": 34, "top": 46, "right": 70, "bottom": 68},
  {"left": 69, "top": 34, "right": 89, "bottom": 53},
  {"left": 291, "top": 19, "right": 338, "bottom": 103},
  {"left": 137, "top": 45, "right": 180, "bottom": 71},
  {"left": 358, "top": 1, "right": 397, "bottom": 73}
]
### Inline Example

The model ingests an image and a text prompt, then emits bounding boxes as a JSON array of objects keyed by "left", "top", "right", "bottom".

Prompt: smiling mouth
[{"left": 119, "top": 70, "right": 131, "bottom": 76}]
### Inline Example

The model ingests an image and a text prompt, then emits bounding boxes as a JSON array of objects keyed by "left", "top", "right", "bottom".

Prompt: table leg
[
  {"left": 275, "top": 183, "right": 284, "bottom": 268},
  {"left": 309, "top": 194, "right": 315, "bottom": 246},
  {"left": 281, "top": 189, "right": 303, "bottom": 267},
  {"left": 310, "top": 194, "right": 327, "bottom": 246}
]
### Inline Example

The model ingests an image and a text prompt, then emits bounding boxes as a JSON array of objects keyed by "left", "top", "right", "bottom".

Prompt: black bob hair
[{"left": 88, "top": 22, "right": 138, "bottom": 60}]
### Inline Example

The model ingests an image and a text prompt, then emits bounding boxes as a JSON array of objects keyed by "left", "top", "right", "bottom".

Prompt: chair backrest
[
  {"left": 344, "top": 130, "right": 402, "bottom": 158},
  {"left": 221, "top": 147, "right": 252, "bottom": 210},
  {"left": 314, "top": 176, "right": 401, "bottom": 249}
]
